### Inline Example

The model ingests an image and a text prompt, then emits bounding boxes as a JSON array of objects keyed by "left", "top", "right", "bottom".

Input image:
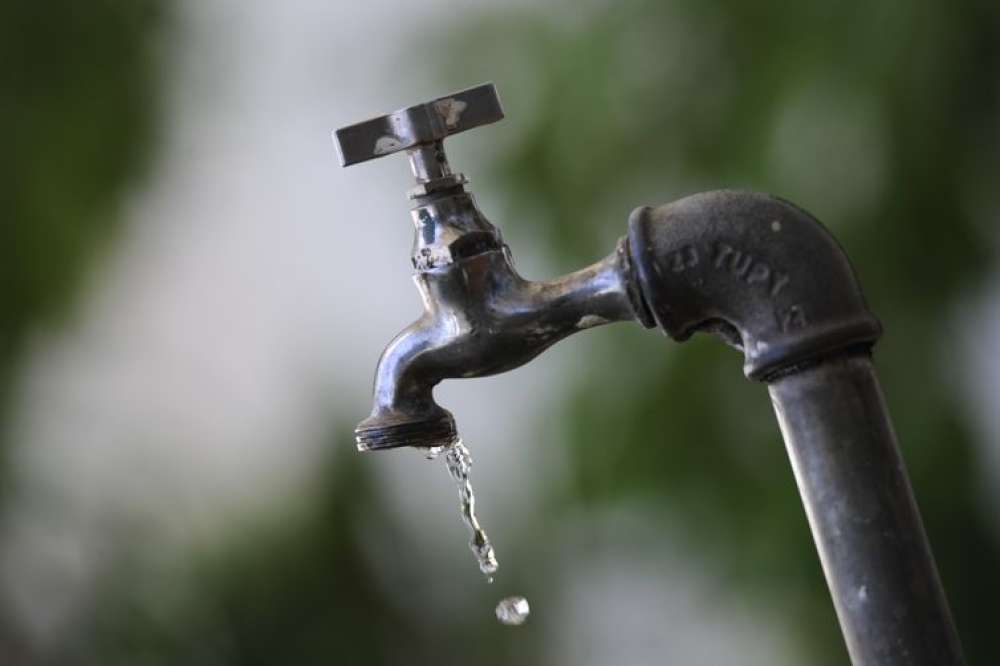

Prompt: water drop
[
  {"left": 424, "top": 445, "right": 446, "bottom": 460},
  {"left": 438, "top": 439, "right": 499, "bottom": 578},
  {"left": 495, "top": 596, "right": 530, "bottom": 626}
]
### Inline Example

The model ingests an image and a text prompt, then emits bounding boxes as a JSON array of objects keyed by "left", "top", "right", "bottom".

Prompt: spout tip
[{"left": 354, "top": 412, "right": 458, "bottom": 452}]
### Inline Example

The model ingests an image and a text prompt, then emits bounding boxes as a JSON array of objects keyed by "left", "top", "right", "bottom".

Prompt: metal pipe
[
  {"left": 334, "top": 85, "right": 966, "bottom": 665},
  {"left": 626, "top": 192, "right": 965, "bottom": 665},
  {"left": 769, "top": 353, "right": 964, "bottom": 665}
]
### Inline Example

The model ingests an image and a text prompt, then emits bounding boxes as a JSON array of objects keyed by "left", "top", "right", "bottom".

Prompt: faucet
[
  {"left": 335, "top": 84, "right": 649, "bottom": 450},
  {"left": 334, "top": 83, "right": 965, "bottom": 665}
]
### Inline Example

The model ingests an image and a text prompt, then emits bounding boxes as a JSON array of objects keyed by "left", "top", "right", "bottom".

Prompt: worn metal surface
[
  {"left": 627, "top": 191, "right": 882, "bottom": 380},
  {"left": 770, "top": 354, "right": 964, "bottom": 665},
  {"left": 354, "top": 188, "right": 647, "bottom": 450},
  {"left": 334, "top": 84, "right": 963, "bottom": 665}
]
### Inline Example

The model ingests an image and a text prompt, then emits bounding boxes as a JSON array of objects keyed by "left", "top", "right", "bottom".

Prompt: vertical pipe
[{"left": 768, "top": 353, "right": 964, "bottom": 665}]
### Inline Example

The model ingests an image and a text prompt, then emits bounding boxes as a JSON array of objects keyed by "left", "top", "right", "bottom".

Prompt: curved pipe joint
[{"left": 627, "top": 190, "right": 882, "bottom": 380}]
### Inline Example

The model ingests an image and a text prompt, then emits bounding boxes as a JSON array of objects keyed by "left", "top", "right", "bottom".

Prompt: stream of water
[{"left": 429, "top": 439, "right": 529, "bottom": 625}]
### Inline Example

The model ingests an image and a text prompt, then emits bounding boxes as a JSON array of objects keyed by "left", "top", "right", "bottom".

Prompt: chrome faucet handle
[{"left": 333, "top": 83, "right": 503, "bottom": 196}]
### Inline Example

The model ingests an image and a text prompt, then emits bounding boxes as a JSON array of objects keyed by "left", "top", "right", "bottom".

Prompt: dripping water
[
  {"left": 428, "top": 439, "right": 530, "bottom": 625},
  {"left": 495, "top": 596, "right": 530, "bottom": 626},
  {"left": 433, "top": 439, "right": 498, "bottom": 580}
]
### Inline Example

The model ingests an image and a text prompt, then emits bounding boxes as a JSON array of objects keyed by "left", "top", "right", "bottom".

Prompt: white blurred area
[{"left": 1, "top": 1, "right": 800, "bottom": 662}]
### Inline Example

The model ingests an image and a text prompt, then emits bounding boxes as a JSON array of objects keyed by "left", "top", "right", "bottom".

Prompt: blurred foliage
[
  {"left": 436, "top": 0, "right": 1000, "bottom": 663},
  {"left": 0, "top": 0, "right": 167, "bottom": 459},
  {"left": 5, "top": 0, "right": 1000, "bottom": 664},
  {"left": 1, "top": 0, "right": 167, "bottom": 661},
  {"left": 62, "top": 441, "right": 549, "bottom": 666}
]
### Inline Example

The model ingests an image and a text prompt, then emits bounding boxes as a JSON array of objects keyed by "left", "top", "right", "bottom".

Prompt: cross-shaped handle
[{"left": 333, "top": 83, "right": 504, "bottom": 168}]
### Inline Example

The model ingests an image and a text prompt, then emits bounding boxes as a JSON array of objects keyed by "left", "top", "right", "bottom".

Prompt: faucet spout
[{"left": 355, "top": 191, "right": 651, "bottom": 451}]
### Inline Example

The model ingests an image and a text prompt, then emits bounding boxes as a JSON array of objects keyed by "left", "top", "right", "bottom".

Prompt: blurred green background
[{"left": 3, "top": 0, "right": 999, "bottom": 664}]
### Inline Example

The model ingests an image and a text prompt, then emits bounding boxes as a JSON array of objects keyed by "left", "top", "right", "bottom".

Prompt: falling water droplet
[
  {"left": 440, "top": 439, "right": 498, "bottom": 577},
  {"left": 495, "top": 596, "right": 530, "bottom": 626}
]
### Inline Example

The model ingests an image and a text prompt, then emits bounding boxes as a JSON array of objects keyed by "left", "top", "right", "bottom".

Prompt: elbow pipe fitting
[{"left": 626, "top": 190, "right": 882, "bottom": 381}]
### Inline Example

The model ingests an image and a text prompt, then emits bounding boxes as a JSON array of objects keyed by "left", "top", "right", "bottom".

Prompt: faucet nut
[
  {"left": 355, "top": 409, "right": 457, "bottom": 451},
  {"left": 407, "top": 173, "right": 469, "bottom": 199}
]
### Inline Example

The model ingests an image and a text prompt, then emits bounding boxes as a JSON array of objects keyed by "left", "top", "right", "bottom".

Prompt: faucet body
[
  {"left": 355, "top": 187, "right": 648, "bottom": 450},
  {"left": 335, "top": 84, "right": 964, "bottom": 666}
]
